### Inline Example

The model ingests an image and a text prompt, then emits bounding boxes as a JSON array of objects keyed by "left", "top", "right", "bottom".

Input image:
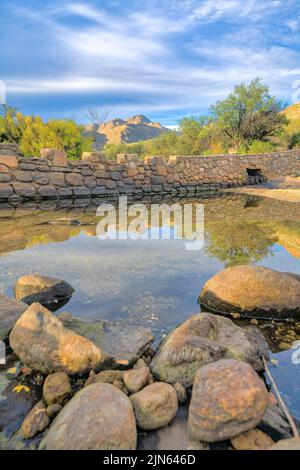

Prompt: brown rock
[
  {"left": 13, "top": 273, "right": 74, "bottom": 308},
  {"left": 43, "top": 372, "right": 72, "bottom": 405},
  {"left": 15, "top": 170, "right": 33, "bottom": 182},
  {"left": 123, "top": 367, "right": 151, "bottom": 393},
  {"left": 39, "top": 384, "right": 137, "bottom": 450},
  {"left": 133, "top": 358, "right": 147, "bottom": 369},
  {"left": 9, "top": 303, "right": 107, "bottom": 375},
  {"left": 48, "top": 172, "right": 66, "bottom": 187},
  {"left": 0, "top": 155, "right": 18, "bottom": 169},
  {"left": 130, "top": 382, "right": 178, "bottom": 430},
  {"left": 199, "top": 265, "right": 300, "bottom": 319},
  {"left": 40, "top": 149, "right": 68, "bottom": 167},
  {"left": 267, "top": 438, "right": 300, "bottom": 450},
  {"left": 188, "top": 359, "right": 269, "bottom": 443},
  {"left": 174, "top": 382, "right": 187, "bottom": 404},
  {"left": 85, "top": 370, "right": 124, "bottom": 386},
  {"left": 150, "top": 312, "right": 268, "bottom": 387},
  {"left": 20, "top": 401, "right": 50, "bottom": 439},
  {"left": 231, "top": 429, "right": 274, "bottom": 450},
  {"left": 46, "top": 404, "right": 63, "bottom": 419}
]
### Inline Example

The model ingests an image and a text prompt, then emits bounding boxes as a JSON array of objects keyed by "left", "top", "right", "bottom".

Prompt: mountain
[{"left": 84, "top": 115, "right": 169, "bottom": 150}]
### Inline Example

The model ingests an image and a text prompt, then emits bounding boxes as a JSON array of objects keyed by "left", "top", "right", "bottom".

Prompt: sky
[{"left": 1, "top": 0, "right": 300, "bottom": 127}]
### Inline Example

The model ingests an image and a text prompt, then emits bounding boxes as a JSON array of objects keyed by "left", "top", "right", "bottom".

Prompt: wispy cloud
[{"left": 1, "top": 0, "right": 300, "bottom": 124}]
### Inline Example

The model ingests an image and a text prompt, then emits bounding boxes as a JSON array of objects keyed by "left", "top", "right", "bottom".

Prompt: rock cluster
[{"left": 1, "top": 267, "right": 299, "bottom": 451}]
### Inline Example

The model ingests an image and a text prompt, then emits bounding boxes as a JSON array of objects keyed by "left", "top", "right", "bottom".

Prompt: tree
[{"left": 210, "top": 78, "right": 288, "bottom": 149}]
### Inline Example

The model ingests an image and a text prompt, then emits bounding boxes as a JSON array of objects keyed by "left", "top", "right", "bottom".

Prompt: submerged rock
[
  {"left": 150, "top": 312, "right": 268, "bottom": 387},
  {"left": 14, "top": 274, "right": 74, "bottom": 311},
  {"left": 188, "top": 359, "right": 269, "bottom": 443},
  {"left": 20, "top": 400, "right": 50, "bottom": 439},
  {"left": 39, "top": 384, "right": 137, "bottom": 450},
  {"left": 231, "top": 429, "right": 274, "bottom": 450},
  {"left": 9, "top": 303, "right": 107, "bottom": 375},
  {"left": 0, "top": 295, "right": 28, "bottom": 340},
  {"left": 123, "top": 367, "right": 151, "bottom": 393},
  {"left": 43, "top": 372, "right": 71, "bottom": 406},
  {"left": 199, "top": 265, "right": 300, "bottom": 319},
  {"left": 130, "top": 382, "right": 178, "bottom": 430},
  {"left": 58, "top": 313, "right": 154, "bottom": 368}
]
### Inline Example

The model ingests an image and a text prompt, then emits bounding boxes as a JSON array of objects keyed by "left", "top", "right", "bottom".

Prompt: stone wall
[{"left": 0, "top": 144, "right": 299, "bottom": 202}]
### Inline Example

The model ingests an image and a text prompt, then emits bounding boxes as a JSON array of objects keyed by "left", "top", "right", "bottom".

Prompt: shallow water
[{"left": 0, "top": 193, "right": 300, "bottom": 445}]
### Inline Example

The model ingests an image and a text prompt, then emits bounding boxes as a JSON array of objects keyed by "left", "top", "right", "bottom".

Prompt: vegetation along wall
[{"left": 0, "top": 143, "right": 299, "bottom": 202}]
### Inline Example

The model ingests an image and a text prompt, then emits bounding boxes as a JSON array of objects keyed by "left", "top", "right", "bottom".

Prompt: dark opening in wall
[{"left": 246, "top": 168, "right": 265, "bottom": 184}]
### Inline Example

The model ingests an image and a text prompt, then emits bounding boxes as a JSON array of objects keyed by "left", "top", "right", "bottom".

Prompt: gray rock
[
  {"left": 150, "top": 312, "right": 268, "bottom": 387},
  {"left": 39, "top": 384, "right": 137, "bottom": 450},
  {"left": 58, "top": 313, "right": 154, "bottom": 368},
  {"left": 46, "top": 404, "right": 62, "bottom": 419},
  {"left": 0, "top": 295, "right": 28, "bottom": 340}
]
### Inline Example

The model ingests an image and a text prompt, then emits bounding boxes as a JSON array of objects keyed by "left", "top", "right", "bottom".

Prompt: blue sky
[{"left": 1, "top": 0, "right": 300, "bottom": 126}]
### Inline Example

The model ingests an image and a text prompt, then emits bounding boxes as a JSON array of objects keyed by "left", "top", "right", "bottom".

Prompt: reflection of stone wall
[
  {"left": 1, "top": 194, "right": 300, "bottom": 257},
  {"left": 0, "top": 145, "right": 299, "bottom": 202}
]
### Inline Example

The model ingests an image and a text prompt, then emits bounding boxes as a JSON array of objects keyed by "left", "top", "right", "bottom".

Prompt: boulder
[
  {"left": 123, "top": 367, "right": 151, "bottom": 393},
  {"left": 188, "top": 359, "right": 269, "bottom": 443},
  {"left": 150, "top": 312, "right": 268, "bottom": 387},
  {"left": 9, "top": 303, "right": 107, "bottom": 375},
  {"left": 85, "top": 370, "right": 124, "bottom": 386},
  {"left": 267, "top": 438, "right": 300, "bottom": 450},
  {"left": 43, "top": 372, "right": 72, "bottom": 405},
  {"left": 199, "top": 265, "right": 300, "bottom": 319},
  {"left": 58, "top": 313, "right": 154, "bottom": 368},
  {"left": 0, "top": 295, "right": 28, "bottom": 340},
  {"left": 130, "top": 382, "right": 178, "bottom": 430},
  {"left": 13, "top": 274, "right": 74, "bottom": 311},
  {"left": 20, "top": 401, "right": 50, "bottom": 439},
  {"left": 39, "top": 384, "right": 137, "bottom": 450},
  {"left": 231, "top": 429, "right": 274, "bottom": 450}
]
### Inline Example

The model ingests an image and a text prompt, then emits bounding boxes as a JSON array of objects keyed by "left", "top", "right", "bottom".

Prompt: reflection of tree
[{"left": 206, "top": 221, "right": 277, "bottom": 267}]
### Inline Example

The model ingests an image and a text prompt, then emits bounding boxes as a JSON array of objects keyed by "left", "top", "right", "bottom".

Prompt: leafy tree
[
  {"left": 288, "top": 132, "right": 300, "bottom": 149},
  {"left": 210, "top": 78, "right": 288, "bottom": 149}
]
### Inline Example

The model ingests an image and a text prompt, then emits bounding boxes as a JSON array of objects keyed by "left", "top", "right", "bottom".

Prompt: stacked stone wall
[{"left": 0, "top": 144, "right": 299, "bottom": 202}]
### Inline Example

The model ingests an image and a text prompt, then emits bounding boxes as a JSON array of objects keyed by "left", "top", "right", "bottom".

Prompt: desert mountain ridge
[{"left": 84, "top": 114, "right": 169, "bottom": 150}]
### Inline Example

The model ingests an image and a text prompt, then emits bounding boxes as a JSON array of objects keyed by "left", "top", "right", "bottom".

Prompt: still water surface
[{"left": 0, "top": 193, "right": 300, "bottom": 438}]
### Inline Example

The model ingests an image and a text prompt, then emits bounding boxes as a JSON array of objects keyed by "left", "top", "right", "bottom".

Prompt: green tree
[{"left": 211, "top": 78, "right": 287, "bottom": 149}]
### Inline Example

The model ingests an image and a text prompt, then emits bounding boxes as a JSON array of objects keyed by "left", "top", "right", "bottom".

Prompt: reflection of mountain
[
  {"left": 1, "top": 195, "right": 300, "bottom": 263},
  {"left": 84, "top": 115, "right": 169, "bottom": 150}
]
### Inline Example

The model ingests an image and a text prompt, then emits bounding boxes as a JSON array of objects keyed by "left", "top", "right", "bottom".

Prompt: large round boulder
[
  {"left": 199, "top": 265, "right": 300, "bottom": 319},
  {"left": 14, "top": 274, "right": 74, "bottom": 311},
  {"left": 150, "top": 312, "right": 268, "bottom": 387},
  {"left": 267, "top": 438, "right": 300, "bottom": 450},
  {"left": 39, "top": 384, "right": 137, "bottom": 450},
  {"left": 9, "top": 303, "right": 107, "bottom": 375},
  {"left": 130, "top": 382, "right": 178, "bottom": 430},
  {"left": 188, "top": 359, "right": 269, "bottom": 442}
]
